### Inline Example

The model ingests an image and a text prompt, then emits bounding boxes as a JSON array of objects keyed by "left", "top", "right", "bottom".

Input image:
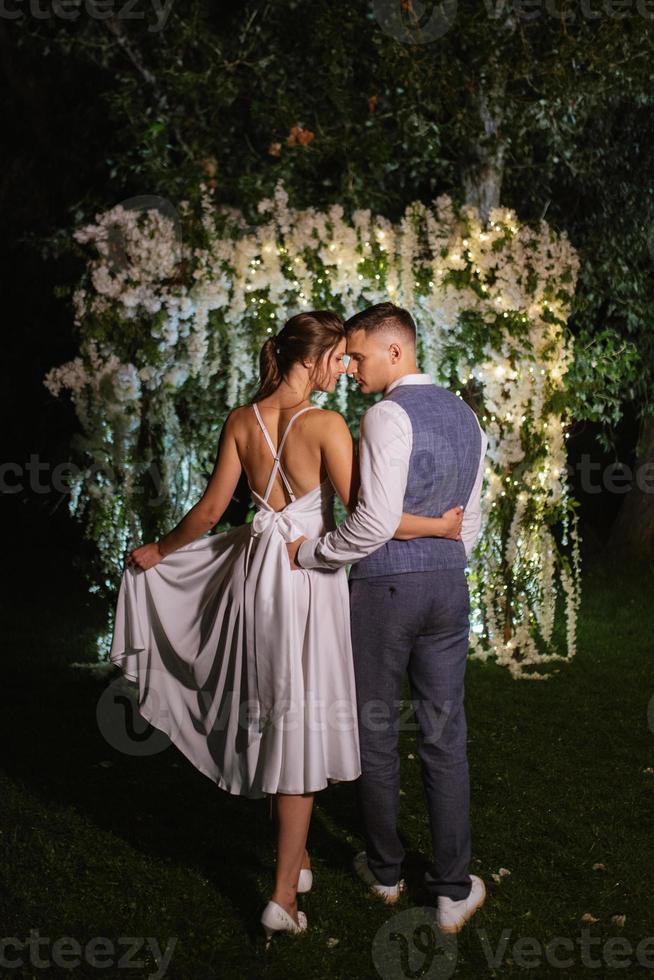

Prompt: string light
[{"left": 67, "top": 190, "right": 580, "bottom": 678}]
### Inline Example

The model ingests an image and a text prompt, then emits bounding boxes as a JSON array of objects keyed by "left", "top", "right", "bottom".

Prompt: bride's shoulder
[
  {"left": 220, "top": 404, "right": 254, "bottom": 438},
  {"left": 229, "top": 403, "right": 258, "bottom": 422},
  {"left": 310, "top": 409, "right": 352, "bottom": 446},
  {"left": 309, "top": 407, "right": 346, "bottom": 427}
]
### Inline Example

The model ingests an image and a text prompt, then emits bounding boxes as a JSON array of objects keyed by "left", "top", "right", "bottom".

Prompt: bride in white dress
[{"left": 110, "top": 309, "right": 464, "bottom": 942}]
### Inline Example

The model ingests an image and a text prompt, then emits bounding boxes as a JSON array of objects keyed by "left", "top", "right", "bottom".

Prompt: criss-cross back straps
[{"left": 252, "top": 403, "right": 320, "bottom": 504}]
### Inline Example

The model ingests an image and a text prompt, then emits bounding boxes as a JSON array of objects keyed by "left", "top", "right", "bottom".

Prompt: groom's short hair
[{"left": 345, "top": 302, "right": 416, "bottom": 348}]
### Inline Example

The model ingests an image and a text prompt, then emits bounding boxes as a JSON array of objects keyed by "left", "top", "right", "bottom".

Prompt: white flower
[
  {"left": 113, "top": 363, "right": 141, "bottom": 402},
  {"left": 163, "top": 366, "right": 190, "bottom": 388},
  {"left": 49, "top": 186, "right": 580, "bottom": 679}
]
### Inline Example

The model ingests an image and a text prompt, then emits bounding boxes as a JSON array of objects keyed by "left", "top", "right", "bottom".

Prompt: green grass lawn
[{"left": 1, "top": 556, "right": 653, "bottom": 979}]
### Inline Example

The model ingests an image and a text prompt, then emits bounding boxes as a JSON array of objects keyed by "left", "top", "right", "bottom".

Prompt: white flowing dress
[{"left": 109, "top": 403, "right": 361, "bottom": 799}]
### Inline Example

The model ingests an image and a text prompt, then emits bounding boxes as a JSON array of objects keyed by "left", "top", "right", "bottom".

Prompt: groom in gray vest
[{"left": 287, "top": 302, "right": 488, "bottom": 933}]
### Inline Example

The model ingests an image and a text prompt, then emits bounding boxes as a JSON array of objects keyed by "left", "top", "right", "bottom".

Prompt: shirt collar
[{"left": 385, "top": 373, "right": 433, "bottom": 395}]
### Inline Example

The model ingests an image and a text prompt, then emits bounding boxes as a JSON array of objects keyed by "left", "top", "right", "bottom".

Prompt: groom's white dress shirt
[{"left": 296, "top": 373, "right": 488, "bottom": 571}]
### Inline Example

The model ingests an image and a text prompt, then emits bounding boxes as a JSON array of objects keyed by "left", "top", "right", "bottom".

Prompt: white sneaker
[
  {"left": 435, "top": 875, "right": 486, "bottom": 934},
  {"left": 353, "top": 851, "right": 406, "bottom": 905}
]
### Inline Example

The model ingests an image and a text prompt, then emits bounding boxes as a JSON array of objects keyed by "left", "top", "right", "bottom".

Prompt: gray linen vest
[{"left": 348, "top": 384, "right": 482, "bottom": 579}]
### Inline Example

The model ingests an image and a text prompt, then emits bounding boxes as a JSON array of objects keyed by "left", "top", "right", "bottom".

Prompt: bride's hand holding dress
[
  {"left": 125, "top": 541, "right": 164, "bottom": 572},
  {"left": 124, "top": 410, "right": 245, "bottom": 571}
]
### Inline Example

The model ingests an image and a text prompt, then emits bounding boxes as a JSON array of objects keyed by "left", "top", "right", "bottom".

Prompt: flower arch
[{"left": 45, "top": 183, "right": 581, "bottom": 678}]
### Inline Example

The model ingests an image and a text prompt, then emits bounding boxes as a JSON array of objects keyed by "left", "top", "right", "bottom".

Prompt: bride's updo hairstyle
[{"left": 250, "top": 310, "right": 345, "bottom": 403}]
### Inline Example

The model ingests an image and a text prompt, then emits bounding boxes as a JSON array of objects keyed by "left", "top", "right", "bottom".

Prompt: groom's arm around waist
[{"left": 296, "top": 400, "right": 412, "bottom": 570}]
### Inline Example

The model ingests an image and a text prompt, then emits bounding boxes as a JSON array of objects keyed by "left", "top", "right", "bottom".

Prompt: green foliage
[
  {"left": 563, "top": 327, "right": 640, "bottom": 449},
  {"left": 11, "top": 2, "right": 654, "bottom": 444}
]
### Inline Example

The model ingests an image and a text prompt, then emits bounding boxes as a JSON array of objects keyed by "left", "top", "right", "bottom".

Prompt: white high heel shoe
[
  {"left": 297, "top": 867, "right": 313, "bottom": 893},
  {"left": 260, "top": 901, "right": 308, "bottom": 947},
  {"left": 297, "top": 850, "right": 312, "bottom": 893}
]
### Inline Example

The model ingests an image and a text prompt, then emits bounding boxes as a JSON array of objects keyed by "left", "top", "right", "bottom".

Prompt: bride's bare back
[
  {"left": 146, "top": 395, "right": 462, "bottom": 567},
  {"left": 232, "top": 401, "right": 334, "bottom": 512}
]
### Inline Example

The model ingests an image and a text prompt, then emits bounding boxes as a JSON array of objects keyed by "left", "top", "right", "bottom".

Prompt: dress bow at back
[{"left": 244, "top": 401, "right": 329, "bottom": 738}]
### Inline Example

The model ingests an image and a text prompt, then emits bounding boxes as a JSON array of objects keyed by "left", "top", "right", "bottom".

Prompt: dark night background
[{"left": 1, "top": 5, "right": 653, "bottom": 977}]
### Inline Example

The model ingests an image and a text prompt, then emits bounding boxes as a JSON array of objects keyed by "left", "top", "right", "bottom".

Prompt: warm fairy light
[{"left": 55, "top": 187, "right": 580, "bottom": 679}]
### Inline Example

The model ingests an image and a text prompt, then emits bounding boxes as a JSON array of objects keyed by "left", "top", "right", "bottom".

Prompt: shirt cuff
[{"left": 297, "top": 537, "right": 321, "bottom": 569}]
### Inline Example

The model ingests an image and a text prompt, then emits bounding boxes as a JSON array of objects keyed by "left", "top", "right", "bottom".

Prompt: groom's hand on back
[{"left": 286, "top": 536, "right": 306, "bottom": 570}]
